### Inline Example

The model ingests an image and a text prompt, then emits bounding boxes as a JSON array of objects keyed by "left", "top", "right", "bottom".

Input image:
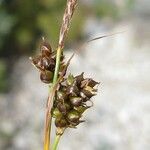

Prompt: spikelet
[
  {"left": 29, "top": 38, "right": 65, "bottom": 83},
  {"left": 52, "top": 73, "right": 99, "bottom": 128}
]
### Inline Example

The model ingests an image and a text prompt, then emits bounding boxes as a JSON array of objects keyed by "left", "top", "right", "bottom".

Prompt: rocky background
[{"left": 0, "top": 0, "right": 150, "bottom": 150}]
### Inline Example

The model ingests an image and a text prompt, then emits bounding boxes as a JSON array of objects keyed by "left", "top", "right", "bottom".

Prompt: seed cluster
[
  {"left": 52, "top": 73, "right": 99, "bottom": 128},
  {"left": 29, "top": 39, "right": 64, "bottom": 83}
]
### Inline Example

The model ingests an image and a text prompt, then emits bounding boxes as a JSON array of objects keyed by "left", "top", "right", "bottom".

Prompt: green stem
[
  {"left": 53, "top": 46, "right": 62, "bottom": 84},
  {"left": 52, "top": 135, "right": 61, "bottom": 150}
]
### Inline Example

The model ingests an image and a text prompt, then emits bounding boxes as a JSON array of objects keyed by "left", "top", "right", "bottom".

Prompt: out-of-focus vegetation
[
  {"left": 0, "top": 60, "right": 7, "bottom": 92},
  {"left": 0, "top": 0, "right": 134, "bottom": 92}
]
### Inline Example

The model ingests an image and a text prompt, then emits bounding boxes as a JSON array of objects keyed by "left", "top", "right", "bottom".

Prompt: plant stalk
[
  {"left": 44, "top": 117, "right": 52, "bottom": 150},
  {"left": 44, "top": 46, "right": 62, "bottom": 150},
  {"left": 44, "top": 0, "right": 78, "bottom": 148},
  {"left": 53, "top": 46, "right": 62, "bottom": 84},
  {"left": 52, "top": 135, "right": 61, "bottom": 150}
]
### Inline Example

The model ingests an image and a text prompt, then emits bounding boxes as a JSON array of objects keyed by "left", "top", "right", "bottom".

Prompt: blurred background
[{"left": 0, "top": 0, "right": 150, "bottom": 150}]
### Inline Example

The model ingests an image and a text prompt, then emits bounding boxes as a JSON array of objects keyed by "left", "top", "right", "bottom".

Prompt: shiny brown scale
[
  {"left": 29, "top": 56, "right": 44, "bottom": 71},
  {"left": 40, "top": 71, "right": 53, "bottom": 83},
  {"left": 57, "top": 102, "right": 70, "bottom": 115},
  {"left": 40, "top": 40, "right": 52, "bottom": 57},
  {"left": 67, "top": 84, "right": 79, "bottom": 96},
  {"left": 75, "top": 72, "right": 84, "bottom": 86},
  {"left": 67, "top": 110, "right": 80, "bottom": 125},
  {"left": 81, "top": 78, "right": 99, "bottom": 88},
  {"left": 55, "top": 117, "right": 68, "bottom": 128},
  {"left": 57, "top": 90, "right": 68, "bottom": 100},
  {"left": 41, "top": 57, "right": 55, "bottom": 71}
]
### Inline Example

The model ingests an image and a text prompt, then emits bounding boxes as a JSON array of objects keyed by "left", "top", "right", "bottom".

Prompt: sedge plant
[{"left": 30, "top": 0, "right": 100, "bottom": 149}]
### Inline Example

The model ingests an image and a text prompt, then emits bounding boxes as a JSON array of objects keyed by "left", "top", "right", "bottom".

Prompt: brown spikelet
[
  {"left": 59, "top": 0, "right": 78, "bottom": 49},
  {"left": 52, "top": 73, "right": 99, "bottom": 128}
]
